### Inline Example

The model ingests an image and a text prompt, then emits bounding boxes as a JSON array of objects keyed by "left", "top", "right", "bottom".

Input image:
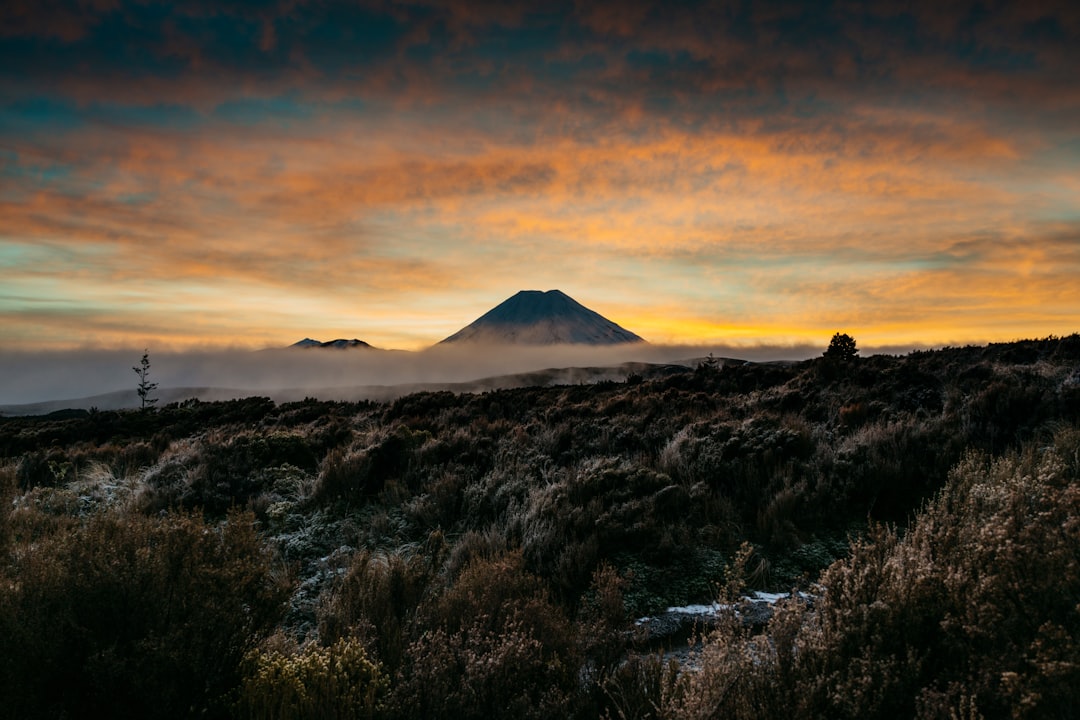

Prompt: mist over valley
[
  {"left": 2, "top": 290, "right": 839, "bottom": 412},
  {"left": 0, "top": 341, "right": 823, "bottom": 412}
]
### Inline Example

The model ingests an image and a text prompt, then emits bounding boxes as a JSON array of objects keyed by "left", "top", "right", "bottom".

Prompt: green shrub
[{"left": 15, "top": 449, "right": 72, "bottom": 490}]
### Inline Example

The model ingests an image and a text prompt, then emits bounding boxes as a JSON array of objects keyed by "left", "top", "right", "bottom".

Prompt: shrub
[
  {"left": 0, "top": 509, "right": 290, "bottom": 720},
  {"left": 315, "top": 427, "right": 427, "bottom": 507},
  {"left": 667, "top": 428, "right": 1080, "bottom": 720},
  {"left": 0, "top": 461, "right": 14, "bottom": 551},
  {"left": 578, "top": 562, "right": 629, "bottom": 666},
  {"left": 601, "top": 652, "right": 680, "bottom": 720},
  {"left": 235, "top": 636, "right": 389, "bottom": 720},
  {"left": 516, "top": 458, "right": 679, "bottom": 599},
  {"left": 182, "top": 432, "right": 318, "bottom": 514},
  {"left": 15, "top": 449, "right": 72, "bottom": 490},
  {"left": 317, "top": 446, "right": 375, "bottom": 504},
  {"left": 318, "top": 549, "right": 433, "bottom": 672},
  {"left": 112, "top": 440, "right": 162, "bottom": 477},
  {"left": 392, "top": 552, "right": 577, "bottom": 720}
]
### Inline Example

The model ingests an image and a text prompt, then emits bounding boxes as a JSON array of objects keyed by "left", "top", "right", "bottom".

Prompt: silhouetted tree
[
  {"left": 824, "top": 333, "right": 858, "bottom": 362},
  {"left": 133, "top": 349, "right": 159, "bottom": 410}
]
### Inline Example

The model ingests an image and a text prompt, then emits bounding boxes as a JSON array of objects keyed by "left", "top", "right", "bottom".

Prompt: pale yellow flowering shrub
[{"left": 236, "top": 637, "right": 389, "bottom": 720}]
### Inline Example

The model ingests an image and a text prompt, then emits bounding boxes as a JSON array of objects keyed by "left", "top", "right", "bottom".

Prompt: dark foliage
[
  {"left": 0, "top": 510, "right": 289, "bottom": 720},
  {"left": 823, "top": 332, "right": 859, "bottom": 362},
  {"left": 392, "top": 552, "right": 577, "bottom": 720},
  {"left": 181, "top": 431, "right": 320, "bottom": 515},
  {"left": 0, "top": 335, "right": 1078, "bottom": 717}
]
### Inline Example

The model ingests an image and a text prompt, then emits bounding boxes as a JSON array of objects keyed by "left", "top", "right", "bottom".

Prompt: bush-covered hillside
[{"left": 1, "top": 336, "right": 1078, "bottom": 719}]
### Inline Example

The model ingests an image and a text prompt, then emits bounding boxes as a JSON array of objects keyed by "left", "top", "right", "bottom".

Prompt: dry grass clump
[
  {"left": 392, "top": 551, "right": 578, "bottom": 720},
  {"left": 315, "top": 426, "right": 429, "bottom": 506},
  {"left": 317, "top": 547, "right": 434, "bottom": 672}
]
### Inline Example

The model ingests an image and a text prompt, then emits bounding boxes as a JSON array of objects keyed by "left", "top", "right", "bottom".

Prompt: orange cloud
[{"left": 2, "top": 68, "right": 1077, "bottom": 350}]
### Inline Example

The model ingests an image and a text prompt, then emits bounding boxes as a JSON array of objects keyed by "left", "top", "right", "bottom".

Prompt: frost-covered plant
[{"left": 666, "top": 428, "right": 1080, "bottom": 720}]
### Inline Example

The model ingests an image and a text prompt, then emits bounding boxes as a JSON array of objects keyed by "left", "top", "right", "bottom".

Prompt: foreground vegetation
[{"left": 1, "top": 336, "right": 1078, "bottom": 718}]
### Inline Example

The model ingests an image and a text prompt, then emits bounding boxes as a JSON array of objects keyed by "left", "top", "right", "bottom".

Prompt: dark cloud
[{"left": 2, "top": 0, "right": 1077, "bottom": 117}]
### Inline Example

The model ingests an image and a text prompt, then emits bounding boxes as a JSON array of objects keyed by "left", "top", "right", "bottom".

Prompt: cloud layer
[
  {"left": 0, "top": 342, "right": 828, "bottom": 407},
  {"left": 1, "top": 0, "right": 1078, "bottom": 351}
]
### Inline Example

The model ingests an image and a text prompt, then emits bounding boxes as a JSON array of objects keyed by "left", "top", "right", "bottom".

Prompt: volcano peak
[{"left": 438, "top": 290, "right": 645, "bottom": 346}]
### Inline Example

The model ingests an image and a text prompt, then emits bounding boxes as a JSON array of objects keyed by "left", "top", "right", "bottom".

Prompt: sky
[{"left": 1, "top": 0, "right": 1078, "bottom": 352}]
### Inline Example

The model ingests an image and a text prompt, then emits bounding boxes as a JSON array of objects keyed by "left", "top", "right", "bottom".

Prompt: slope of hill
[
  {"left": 2, "top": 335, "right": 1079, "bottom": 719},
  {"left": 439, "top": 289, "right": 645, "bottom": 345}
]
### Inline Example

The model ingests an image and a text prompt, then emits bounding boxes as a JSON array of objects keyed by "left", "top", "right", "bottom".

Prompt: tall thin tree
[{"left": 133, "top": 349, "right": 159, "bottom": 410}]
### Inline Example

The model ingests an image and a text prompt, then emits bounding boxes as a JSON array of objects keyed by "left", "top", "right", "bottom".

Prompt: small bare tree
[{"left": 133, "top": 349, "right": 159, "bottom": 410}]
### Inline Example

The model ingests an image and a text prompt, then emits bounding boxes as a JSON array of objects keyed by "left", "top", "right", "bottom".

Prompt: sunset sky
[{"left": 1, "top": 0, "right": 1078, "bottom": 351}]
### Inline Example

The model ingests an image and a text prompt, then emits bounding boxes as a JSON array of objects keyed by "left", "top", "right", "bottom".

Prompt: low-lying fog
[{"left": 0, "top": 341, "right": 916, "bottom": 412}]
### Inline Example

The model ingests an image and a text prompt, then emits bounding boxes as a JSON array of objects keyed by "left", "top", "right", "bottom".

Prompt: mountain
[
  {"left": 438, "top": 289, "right": 645, "bottom": 346},
  {"left": 291, "top": 338, "right": 376, "bottom": 349}
]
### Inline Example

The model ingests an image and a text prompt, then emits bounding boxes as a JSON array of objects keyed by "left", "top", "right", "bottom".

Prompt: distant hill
[
  {"left": 291, "top": 338, "right": 377, "bottom": 349},
  {"left": 438, "top": 289, "right": 645, "bottom": 345}
]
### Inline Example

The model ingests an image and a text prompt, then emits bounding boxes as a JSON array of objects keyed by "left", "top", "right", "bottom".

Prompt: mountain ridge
[{"left": 291, "top": 338, "right": 377, "bottom": 350}]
